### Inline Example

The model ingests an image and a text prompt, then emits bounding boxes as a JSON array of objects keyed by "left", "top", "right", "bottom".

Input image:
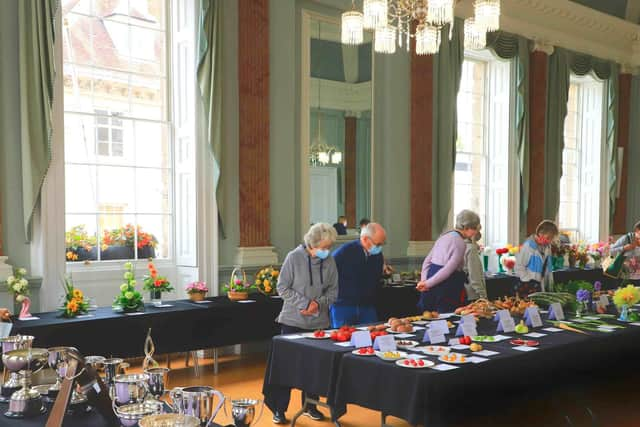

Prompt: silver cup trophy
[
  {"left": 169, "top": 386, "right": 225, "bottom": 426},
  {"left": 102, "top": 357, "right": 124, "bottom": 398},
  {"left": 145, "top": 367, "right": 169, "bottom": 404},
  {"left": 225, "top": 398, "right": 263, "bottom": 427},
  {"left": 2, "top": 347, "right": 49, "bottom": 418},
  {"left": 0, "top": 335, "right": 34, "bottom": 403}
]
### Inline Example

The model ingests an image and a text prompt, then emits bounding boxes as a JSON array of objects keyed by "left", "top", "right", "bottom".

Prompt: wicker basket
[
  {"left": 227, "top": 291, "right": 249, "bottom": 301},
  {"left": 189, "top": 291, "right": 206, "bottom": 302}
]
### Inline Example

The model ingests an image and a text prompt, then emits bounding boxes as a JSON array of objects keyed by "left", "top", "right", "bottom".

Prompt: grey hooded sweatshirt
[{"left": 276, "top": 245, "right": 338, "bottom": 330}]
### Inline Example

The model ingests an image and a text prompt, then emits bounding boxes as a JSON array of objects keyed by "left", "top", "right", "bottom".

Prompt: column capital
[{"left": 531, "top": 40, "right": 554, "bottom": 55}]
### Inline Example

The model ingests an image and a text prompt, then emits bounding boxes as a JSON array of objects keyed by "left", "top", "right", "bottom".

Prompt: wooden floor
[{"left": 125, "top": 352, "right": 640, "bottom": 427}]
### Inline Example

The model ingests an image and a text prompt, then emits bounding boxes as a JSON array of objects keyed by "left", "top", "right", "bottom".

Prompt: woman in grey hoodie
[{"left": 269, "top": 223, "right": 338, "bottom": 424}]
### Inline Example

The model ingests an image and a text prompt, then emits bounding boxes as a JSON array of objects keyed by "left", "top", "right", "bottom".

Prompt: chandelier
[{"left": 341, "top": 0, "right": 501, "bottom": 55}]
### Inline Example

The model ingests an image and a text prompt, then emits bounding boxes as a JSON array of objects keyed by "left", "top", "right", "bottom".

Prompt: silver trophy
[
  {"left": 145, "top": 367, "right": 169, "bottom": 404},
  {"left": 225, "top": 398, "right": 263, "bottom": 427},
  {"left": 113, "top": 373, "right": 149, "bottom": 405},
  {"left": 169, "top": 386, "right": 224, "bottom": 426},
  {"left": 102, "top": 357, "right": 124, "bottom": 398},
  {"left": 0, "top": 335, "right": 34, "bottom": 403},
  {"left": 2, "top": 347, "right": 49, "bottom": 418}
]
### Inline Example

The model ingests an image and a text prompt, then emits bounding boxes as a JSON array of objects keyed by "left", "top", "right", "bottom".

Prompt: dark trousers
[{"left": 269, "top": 324, "right": 319, "bottom": 413}]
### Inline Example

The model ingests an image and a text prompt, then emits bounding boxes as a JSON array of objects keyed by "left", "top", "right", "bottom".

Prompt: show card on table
[
  {"left": 599, "top": 295, "right": 609, "bottom": 307},
  {"left": 350, "top": 331, "right": 372, "bottom": 348},
  {"left": 423, "top": 329, "right": 447, "bottom": 344},
  {"left": 548, "top": 303, "right": 565, "bottom": 320},
  {"left": 429, "top": 320, "right": 449, "bottom": 335},
  {"left": 495, "top": 310, "right": 515, "bottom": 333},
  {"left": 374, "top": 334, "right": 397, "bottom": 352},
  {"left": 523, "top": 307, "right": 543, "bottom": 328},
  {"left": 0, "top": 322, "right": 12, "bottom": 339},
  {"left": 455, "top": 315, "right": 477, "bottom": 337}
]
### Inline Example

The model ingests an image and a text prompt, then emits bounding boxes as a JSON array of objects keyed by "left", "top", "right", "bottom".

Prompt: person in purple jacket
[{"left": 417, "top": 210, "right": 481, "bottom": 313}]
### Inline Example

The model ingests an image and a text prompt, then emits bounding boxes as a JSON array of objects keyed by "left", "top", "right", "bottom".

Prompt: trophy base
[{"left": 4, "top": 404, "right": 46, "bottom": 419}]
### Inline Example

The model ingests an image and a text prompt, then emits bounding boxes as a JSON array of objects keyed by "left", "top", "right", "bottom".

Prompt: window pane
[
  {"left": 66, "top": 164, "right": 97, "bottom": 213},
  {"left": 135, "top": 168, "right": 171, "bottom": 214},
  {"left": 97, "top": 166, "right": 136, "bottom": 213},
  {"left": 134, "top": 121, "right": 170, "bottom": 168},
  {"left": 136, "top": 215, "right": 171, "bottom": 259}
]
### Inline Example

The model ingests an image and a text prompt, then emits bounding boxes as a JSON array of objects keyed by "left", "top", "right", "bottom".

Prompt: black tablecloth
[
  {"left": 333, "top": 316, "right": 640, "bottom": 427},
  {"left": 12, "top": 295, "right": 283, "bottom": 358}
]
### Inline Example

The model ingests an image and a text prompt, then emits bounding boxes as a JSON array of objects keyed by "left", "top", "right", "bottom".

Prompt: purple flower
[
  {"left": 594, "top": 281, "right": 602, "bottom": 292},
  {"left": 576, "top": 289, "right": 591, "bottom": 303}
]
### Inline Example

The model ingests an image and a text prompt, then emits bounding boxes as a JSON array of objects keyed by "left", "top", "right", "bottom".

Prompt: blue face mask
[
  {"left": 315, "top": 249, "right": 330, "bottom": 259},
  {"left": 369, "top": 245, "right": 382, "bottom": 256}
]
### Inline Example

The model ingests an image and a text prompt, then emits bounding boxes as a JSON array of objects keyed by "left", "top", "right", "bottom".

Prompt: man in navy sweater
[{"left": 330, "top": 223, "right": 387, "bottom": 327}]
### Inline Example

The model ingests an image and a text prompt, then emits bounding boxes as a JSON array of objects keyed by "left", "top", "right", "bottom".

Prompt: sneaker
[
  {"left": 272, "top": 410, "right": 288, "bottom": 424},
  {"left": 303, "top": 407, "right": 325, "bottom": 421}
]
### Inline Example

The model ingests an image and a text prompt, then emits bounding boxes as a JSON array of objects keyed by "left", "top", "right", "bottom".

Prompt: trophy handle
[
  {"left": 252, "top": 399, "right": 264, "bottom": 426},
  {"left": 207, "top": 390, "right": 225, "bottom": 426}
]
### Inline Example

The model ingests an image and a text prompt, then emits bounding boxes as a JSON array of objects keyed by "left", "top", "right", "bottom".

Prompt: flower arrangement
[
  {"left": 113, "top": 262, "right": 144, "bottom": 312},
  {"left": 186, "top": 281, "right": 208, "bottom": 294},
  {"left": 500, "top": 255, "right": 516, "bottom": 273},
  {"left": 223, "top": 268, "right": 256, "bottom": 300},
  {"left": 101, "top": 223, "right": 158, "bottom": 250},
  {"left": 6, "top": 268, "right": 29, "bottom": 302},
  {"left": 59, "top": 277, "right": 89, "bottom": 318},
  {"left": 588, "top": 242, "right": 609, "bottom": 265},
  {"left": 613, "top": 285, "right": 640, "bottom": 308},
  {"left": 254, "top": 267, "right": 279, "bottom": 296},
  {"left": 495, "top": 247, "right": 509, "bottom": 256},
  {"left": 567, "top": 244, "right": 589, "bottom": 268},
  {"left": 505, "top": 244, "right": 520, "bottom": 256},
  {"left": 575, "top": 288, "right": 592, "bottom": 317},
  {"left": 142, "top": 262, "right": 174, "bottom": 293}
]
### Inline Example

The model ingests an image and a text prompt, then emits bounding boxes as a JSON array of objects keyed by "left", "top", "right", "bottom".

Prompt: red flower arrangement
[
  {"left": 496, "top": 248, "right": 509, "bottom": 256},
  {"left": 143, "top": 262, "right": 173, "bottom": 293}
]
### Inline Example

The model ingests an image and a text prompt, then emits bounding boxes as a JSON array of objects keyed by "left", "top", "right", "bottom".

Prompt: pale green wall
[{"left": 0, "top": 0, "right": 31, "bottom": 271}]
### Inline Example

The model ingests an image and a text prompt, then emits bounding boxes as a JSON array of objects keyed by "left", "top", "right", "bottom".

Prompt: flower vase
[
  {"left": 189, "top": 291, "right": 206, "bottom": 302},
  {"left": 150, "top": 290, "right": 162, "bottom": 307},
  {"left": 18, "top": 297, "right": 32, "bottom": 319},
  {"left": 482, "top": 255, "right": 489, "bottom": 272},
  {"left": 568, "top": 255, "right": 577, "bottom": 268},
  {"left": 497, "top": 255, "right": 505, "bottom": 273},
  {"left": 618, "top": 304, "right": 630, "bottom": 322}
]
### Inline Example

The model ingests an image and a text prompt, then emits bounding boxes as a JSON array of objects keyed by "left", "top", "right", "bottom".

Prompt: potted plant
[
  {"left": 59, "top": 276, "right": 89, "bottom": 318},
  {"left": 223, "top": 268, "right": 255, "bottom": 301},
  {"left": 185, "top": 281, "right": 208, "bottom": 301},
  {"left": 142, "top": 262, "right": 173, "bottom": 306},
  {"left": 65, "top": 225, "right": 98, "bottom": 262},
  {"left": 254, "top": 267, "right": 279, "bottom": 296},
  {"left": 101, "top": 224, "right": 158, "bottom": 260},
  {"left": 113, "top": 262, "right": 144, "bottom": 312}
]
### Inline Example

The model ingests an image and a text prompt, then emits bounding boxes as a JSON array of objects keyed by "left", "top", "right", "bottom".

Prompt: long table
[{"left": 263, "top": 310, "right": 640, "bottom": 426}]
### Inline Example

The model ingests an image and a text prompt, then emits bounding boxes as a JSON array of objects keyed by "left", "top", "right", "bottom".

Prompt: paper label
[
  {"left": 455, "top": 315, "right": 477, "bottom": 337},
  {"left": 512, "top": 345, "right": 538, "bottom": 352},
  {"left": 350, "top": 331, "right": 373, "bottom": 348},
  {"left": 495, "top": 310, "right": 515, "bottom": 333},
  {"left": 0, "top": 322, "right": 12, "bottom": 339},
  {"left": 473, "top": 350, "right": 499, "bottom": 357},
  {"left": 548, "top": 303, "right": 565, "bottom": 320},
  {"left": 542, "top": 327, "right": 563, "bottom": 332},
  {"left": 374, "top": 335, "right": 397, "bottom": 352},
  {"left": 523, "top": 332, "right": 547, "bottom": 338},
  {"left": 467, "top": 356, "right": 489, "bottom": 364},
  {"left": 599, "top": 295, "right": 609, "bottom": 307},
  {"left": 431, "top": 364, "right": 459, "bottom": 371},
  {"left": 334, "top": 342, "right": 353, "bottom": 347},
  {"left": 429, "top": 320, "right": 449, "bottom": 335},
  {"left": 524, "top": 307, "right": 543, "bottom": 328},
  {"left": 281, "top": 334, "right": 305, "bottom": 340},
  {"left": 425, "top": 329, "right": 446, "bottom": 344},
  {"left": 448, "top": 338, "right": 460, "bottom": 346}
]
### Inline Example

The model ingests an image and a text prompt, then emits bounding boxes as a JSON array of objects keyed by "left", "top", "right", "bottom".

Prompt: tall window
[
  {"left": 559, "top": 75, "right": 605, "bottom": 242},
  {"left": 63, "top": 0, "right": 172, "bottom": 263},
  {"left": 454, "top": 52, "right": 512, "bottom": 249}
]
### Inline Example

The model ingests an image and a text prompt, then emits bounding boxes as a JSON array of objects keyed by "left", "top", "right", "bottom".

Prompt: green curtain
[
  {"left": 486, "top": 32, "right": 530, "bottom": 240},
  {"left": 18, "top": 0, "right": 58, "bottom": 241},
  {"left": 431, "top": 19, "right": 464, "bottom": 238},
  {"left": 626, "top": 76, "right": 640, "bottom": 229},
  {"left": 197, "top": 0, "right": 224, "bottom": 235},
  {"left": 543, "top": 48, "right": 619, "bottom": 229},
  {"left": 543, "top": 48, "right": 570, "bottom": 220},
  {"left": 356, "top": 112, "right": 372, "bottom": 221}
]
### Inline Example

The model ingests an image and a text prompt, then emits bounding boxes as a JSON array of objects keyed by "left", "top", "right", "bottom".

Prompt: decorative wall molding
[
  {"left": 235, "top": 246, "right": 279, "bottom": 267},
  {"left": 406, "top": 241, "right": 434, "bottom": 258},
  {"left": 456, "top": 0, "right": 640, "bottom": 66}
]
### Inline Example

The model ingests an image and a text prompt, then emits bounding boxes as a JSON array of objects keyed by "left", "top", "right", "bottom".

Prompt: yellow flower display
[
  {"left": 255, "top": 266, "right": 279, "bottom": 296},
  {"left": 66, "top": 300, "right": 78, "bottom": 313},
  {"left": 73, "top": 289, "right": 83, "bottom": 299},
  {"left": 613, "top": 285, "right": 640, "bottom": 307}
]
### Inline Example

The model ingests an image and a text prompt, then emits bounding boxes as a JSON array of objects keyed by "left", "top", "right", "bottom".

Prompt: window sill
[{"left": 66, "top": 259, "right": 176, "bottom": 282}]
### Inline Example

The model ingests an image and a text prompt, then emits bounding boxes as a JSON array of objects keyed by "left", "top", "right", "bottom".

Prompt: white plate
[
  {"left": 386, "top": 328, "right": 415, "bottom": 334},
  {"left": 438, "top": 353, "right": 470, "bottom": 364},
  {"left": 302, "top": 331, "right": 334, "bottom": 340},
  {"left": 352, "top": 348, "right": 376, "bottom": 356},
  {"left": 415, "top": 345, "right": 451, "bottom": 356},
  {"left": 374, "top": 350, "right": 407, "bottom": 361},
  {"left": 395, "top": 359, "right": 435, "bottom": 369},
  {"left": 395, "top": 340, "right": 419, "bottom": 349}
]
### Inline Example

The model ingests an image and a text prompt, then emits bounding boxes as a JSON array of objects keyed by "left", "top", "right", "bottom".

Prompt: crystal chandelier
[{"left": 341, "top": 0, "right": 501, "bottom": 55}]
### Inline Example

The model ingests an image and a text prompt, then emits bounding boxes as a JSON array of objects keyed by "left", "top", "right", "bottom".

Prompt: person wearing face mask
[
  {"left": 514, "top": 220, "right": 559, "bottom": 297},
  {"left": 268, "top": 223, "right": 338, "bottom": 424},
  {"left": 608, "top": 221, "right": 640, "bottom": 284},
  {"left": 417, "top": 210, "right": 480, "bottom": 313},
  {"left": 333, "top": 216, "right": 348, "bottom": 235},
  {"left": 330, "top": 223, "right": 386, "bottom": 327}
]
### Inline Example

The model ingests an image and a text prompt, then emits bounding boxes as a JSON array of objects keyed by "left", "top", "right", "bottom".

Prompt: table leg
[
  {"left": 213, "top": 348, "right": 219, "bottom": 375},
  {"left": 192, "top": 351, "right": 200, "bottom": 377},
  {"left": 291, "top": 396, "right": 341, "bottom": 427}
]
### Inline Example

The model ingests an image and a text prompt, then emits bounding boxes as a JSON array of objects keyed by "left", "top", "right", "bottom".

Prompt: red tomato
[
  {"left": 337, "top": 332, "right": 348, "bottom": 342},
  {"left": 418, "top": 360, "right": 424, "bottom": 366},
  {"left": 330, "top": 332, "right": 339, "bottom": 341},
  {"left": 404, "top": 360, "right": 410, "bottom": 366}
]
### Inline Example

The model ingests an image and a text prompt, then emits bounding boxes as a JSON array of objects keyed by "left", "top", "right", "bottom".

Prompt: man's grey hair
[
  {"left": 304, "top": 223, "right": 337, "bottom": 248},
  {"left": 360, "top": 223, "right": 378, "bottom": 238},
  {"left": 455, "top": 210, "right": 481, "bottom": 231}
]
